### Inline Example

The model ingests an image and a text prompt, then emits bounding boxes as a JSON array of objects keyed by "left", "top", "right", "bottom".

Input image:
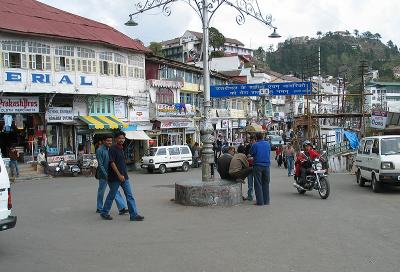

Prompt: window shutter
[
  {"left": 29, "top": 54, "right": 36, "bottom": 69},
  {"left": 2, "top": 52, "right": 9, "bottom": 67},
  {"left": 55, "top": 57, "right": 60, "bottom": 71},
  {"left": 21, "top": 54, "right": 28, "bottom": 69},
  {"left": 108, "top": 62, "right": 113, "bottom": 75}
]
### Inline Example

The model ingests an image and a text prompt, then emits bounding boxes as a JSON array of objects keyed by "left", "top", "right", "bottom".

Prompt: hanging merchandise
[
  {"left": 15, "top": 114, "right": 24, "bottom": 129},
  {"left": 3, "top": 114, "right": 13, "bottom": 132}
]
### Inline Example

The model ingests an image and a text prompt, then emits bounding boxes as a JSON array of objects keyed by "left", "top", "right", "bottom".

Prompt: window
[
  {"left": 363, "top": 139, "right": 373, "bottom": 155},
  {"left": 372, "top": 139, "right": 379, "bottom": 155},
  {"left": 358, "top": 140, "right": 365, "bottom": 154},
  {"left": 28, "top": 42, "right": 51, "bottom": 70},
  {"left": 77, "top": 47, "right": 96, "bottom": 73},
  {"left": 55, "top": 46, "right": 74, "bottom": 56},
  {"left": 128, "top": 54, "right": 144, "bottom": 79},
  {"left": 185, "top": 72, "right": 193, "bottom": 83},
  {"left": 114, "top": 53, "right": 126, "bottom": 77},
  {"left": 381, "top": 138, "right": 400, "bottom": 155},
  {"left": 180, "top": 147, "right": 190, "bottom": 154},
  {"left": 89, "top": 96, "right": 114, "bottom": 116},
  {"left": 156, "top": 89, "right": 174, "bottom": 104},
  {"left": 99, "top": 52, "right": 113, "bottom": 75},
  {"left": 157, "top": 148, "right": 167, "bottom": 156},
  {"left": 55, "top": 46, "right": 75, "bottom": 72},
  {"left": 2, "top": 40, "right": 27, "bottom": 68},
  {"left": 168, "top": 147, "right": 180, "bottom": 155}
]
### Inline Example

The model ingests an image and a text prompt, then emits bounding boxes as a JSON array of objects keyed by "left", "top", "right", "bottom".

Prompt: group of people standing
[
  {"left": 274, "top": 143, "right": 296, "bottom": 177},
  {"left": 216, "top": 133, "right": 271, "bottom": 206}
]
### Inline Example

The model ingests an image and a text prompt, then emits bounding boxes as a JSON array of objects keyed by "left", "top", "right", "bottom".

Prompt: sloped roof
[
  {"left": 0, "top": 0, "right": 150, "bottom": 53},
  {"left": 161, "top": 37, "right": 180, "bottom": 46},
  {"left": 188, "top": 30, "right": 244, "bottom": 46}
]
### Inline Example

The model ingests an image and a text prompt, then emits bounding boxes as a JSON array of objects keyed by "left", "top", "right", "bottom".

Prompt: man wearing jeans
[
  {"left": 101, "top": 131, "right": 144, "bottom": 222},
  {"left": 95, "top": 134, "right": 127, "bottom": 214},
  {"left": 8, "top": 146, "right": 19, "bottom": 179},
  {"left": 250, "top": 133, "right": 271, "bottom": 206}
]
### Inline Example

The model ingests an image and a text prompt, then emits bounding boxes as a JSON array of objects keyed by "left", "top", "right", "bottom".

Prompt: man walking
[
  {"left": 95, "top": 134, "right": 127, "bottom": 214},
  {"left": 250, "top": 133, "right": 271, "bottom": 206},
  {"left": 101, "top": 131, "right": 144, "bottom": 222}
]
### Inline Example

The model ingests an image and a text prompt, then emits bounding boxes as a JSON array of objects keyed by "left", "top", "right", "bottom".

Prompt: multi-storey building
[
  {"left": 366, "top": 81, "right": 400, "bottom": 112},
  {"left": 161, "top": 30, "right": 253, "bottom": 63},
  {"left": 0, "top": 0, "right": 149, "bottom": 164}
]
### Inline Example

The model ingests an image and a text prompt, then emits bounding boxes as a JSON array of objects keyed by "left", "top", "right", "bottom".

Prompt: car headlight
[
  {"left": 381, "top": 162, "right": 394, "bottom": 169},
  {"left": 149, "top": 159, "right": 154, "bottom": 163}
]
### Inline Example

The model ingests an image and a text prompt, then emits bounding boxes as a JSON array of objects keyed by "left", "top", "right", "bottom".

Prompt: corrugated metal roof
[{"left": 0, "top": 0, "right": 150, "bottom": 53}]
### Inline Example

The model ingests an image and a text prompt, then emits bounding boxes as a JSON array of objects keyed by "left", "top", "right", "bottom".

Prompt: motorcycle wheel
[{"left": 318, "top": 177, "right": 330, "bottom": 199}]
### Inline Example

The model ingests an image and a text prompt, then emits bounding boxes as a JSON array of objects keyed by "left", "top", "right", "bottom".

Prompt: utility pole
[
  {"left": 337, "top": 77, "right": 341, "bottom": 114},
  {"left": 359, "top": 60, "right": 368, "bottom": 136},
  {"left": 317, "top": 46, "right": 322, "bottom": 149}
]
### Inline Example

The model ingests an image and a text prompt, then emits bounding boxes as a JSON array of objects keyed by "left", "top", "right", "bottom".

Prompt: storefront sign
[
  {"left": 371, "top": 110, "right": 388, "bottom": 129},
  {"left": 232, "top": 120, "right": 239, "bottom": 128},
  {"left": 47, "top": 154, "right": 76, "bottom": 164},
  {"left": 46, "top": 107, "right": 74, "bottom": 123},
  {"left": 239, "top": 119, "right": 247, "bottom": 128},
  {"left": 5, "top": 71, "right": 93, "bottom": 86},
  {"left": 114, "top": 97, "right": 127, "bottom": 119},
  {"left": 161, "top": 120, "right": 193, "bottom": 129},
  {"left": 157, "top": 104, "right": 196, "bottom": 117},
  {"left": 0, "top": 96, "right": 39, "bottom": 113},
  {"left": 273, "top": 112, "right": 285, "bottom": 122},
  {"left": 129, "top": 107, "right": 150, "bottom": 122},
  {"left": 221, "top": 119, "right": 229, "bottom": 129},
  {"left": 217, "top": 109, "right": 230, "bottom": 118},
  {"left": 149, "top": 79, "right": 182, "bottom": 89}
]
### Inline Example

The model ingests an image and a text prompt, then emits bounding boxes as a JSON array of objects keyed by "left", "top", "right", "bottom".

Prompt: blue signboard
[{"left": 210, "top": 81, "right": 312, "bottom": 97}]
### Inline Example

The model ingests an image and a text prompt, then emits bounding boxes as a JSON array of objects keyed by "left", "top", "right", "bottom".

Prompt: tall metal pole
[
  {"left": 317, "top": 46, "right": 322, "bottom": 149},
  {"left": 200, "top": 0, "right": 214, "bottom": 182}
]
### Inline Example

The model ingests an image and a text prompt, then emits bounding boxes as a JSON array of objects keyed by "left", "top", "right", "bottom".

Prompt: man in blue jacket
[
  {"left": 96, "top": 134, "right": 127, "bottom": 214},
  {"left": 250, "top": 133, "right": 271, "bottom": 205}
]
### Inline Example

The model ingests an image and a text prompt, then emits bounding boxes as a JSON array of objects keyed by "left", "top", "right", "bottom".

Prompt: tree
[
  {"left": 374, "top": 33, "right": 381, "bottom": 40},
  {"left": 209, "top": 27, "right": 226, "bottom": 52},
  {"left": 316, "top": 31, "right": 322, "bottom": 38},
  {"left": 387, "top": 40, "right": 395, "bottom": 48},
  {"left": 148, "top": 42, "right": 163, "bottom": 57},
  {"left": 354, "top": 29, "right": 359, "bottom": 38},
  {"left": 253, "top": 46, "right": 266, "bottom": 62},
  {"left": 362, "top": 31, "right": 374, "bottom": 39}
]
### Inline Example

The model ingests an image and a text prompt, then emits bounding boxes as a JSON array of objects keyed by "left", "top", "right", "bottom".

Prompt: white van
[
  {"left": 141, "top": 145, "right": 192, "bottom": 174},
  {"left": 355, "top": 135, "right": 400, "bottom": 192},
  {"left": 0, "top": 155, "right": 17, "bottom": 231}
]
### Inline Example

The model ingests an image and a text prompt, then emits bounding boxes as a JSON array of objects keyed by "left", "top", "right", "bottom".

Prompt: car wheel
[
  {"left": 159, "top": 164, "right": 167, "bottom": 174},
  {"left": 182, "top": 162, "right": 189, "bottom": 172},
  {"left": 356, "top": 170, "right": 365, "bottom": 187},
  {"left": 371, "top": 174, "right": 382, "bottom": 193}
]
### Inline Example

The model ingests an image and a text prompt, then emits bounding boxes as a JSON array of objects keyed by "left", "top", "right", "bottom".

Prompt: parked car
[
  {"left": 0, "top": 154, "right": 17, "bottom": 231},
  {"left": 355, "top": 135, "right": 400, "bottom": 192},
  {"left": 269, "top": 135, "right": 284, "bottom": 150},
  {"left": 141, "top": 145, "right": 192, "bottom": 174}
]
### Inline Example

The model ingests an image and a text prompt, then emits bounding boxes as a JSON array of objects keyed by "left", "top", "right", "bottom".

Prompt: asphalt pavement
[{"left": 1, "top": 164, "right": 400, "bottom": 272}]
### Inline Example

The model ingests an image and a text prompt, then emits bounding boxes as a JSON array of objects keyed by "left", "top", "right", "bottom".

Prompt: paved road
[{"left": 1, "top": 165, "right": 400, "bottom": 272}]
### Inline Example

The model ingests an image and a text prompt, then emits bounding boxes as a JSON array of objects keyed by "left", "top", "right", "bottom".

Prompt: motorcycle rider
[{"left": 295, "top": 140, "right": 320, "bottom": 187}]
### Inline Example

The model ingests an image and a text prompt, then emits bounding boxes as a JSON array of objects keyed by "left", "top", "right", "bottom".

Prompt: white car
[
  {"left": 355, "top": 135, "right": 400, "bottom": 192},
  {"left": 141, "top": 145, "right": 192, "bottom": 174},
  {"left": 0, "top": 155, "right": 17, "bottom": 231}
]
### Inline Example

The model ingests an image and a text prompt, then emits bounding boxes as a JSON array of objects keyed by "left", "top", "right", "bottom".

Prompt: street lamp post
[{"left": 127, "top": 0, "right": 280, "bottom": 184}]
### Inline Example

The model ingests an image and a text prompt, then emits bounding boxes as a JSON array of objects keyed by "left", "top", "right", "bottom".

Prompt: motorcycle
[
  {"left": 293, "top": 151, "right": 330, "bottom": 199},
  {"left": 54, "top": 158, "right": 80, "bottom": 177}
]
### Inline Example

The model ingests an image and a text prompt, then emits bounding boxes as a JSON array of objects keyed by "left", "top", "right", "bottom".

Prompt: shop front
[
  {"left": 45, "top": 107, "right": 75, "bottom": 156},
  {"left": 0, "top": 96, "right": 44, "bottom": 161}
]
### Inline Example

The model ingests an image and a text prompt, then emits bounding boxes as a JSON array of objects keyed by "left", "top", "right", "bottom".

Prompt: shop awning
[
  {"left": 78, "top": 115, "right": 128, "bottom": 129},
  {"left": 125, "top": 131, "right": 151, "bottom": 140}
]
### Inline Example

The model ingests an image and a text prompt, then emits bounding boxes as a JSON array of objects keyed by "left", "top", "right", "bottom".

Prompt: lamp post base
[{"left": 175, "top": 179, "right": 242, "bottom": 206}]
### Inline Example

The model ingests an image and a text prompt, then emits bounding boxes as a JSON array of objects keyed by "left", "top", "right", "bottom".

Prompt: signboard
[
  {"left": 46, "top": 107, "right": 73, "bottom": 123},
  {"left": 161, "top": 120, "right": 193, "bottom": 129},
  {"left": 157, "top": 104, "right": 196, "bottom": 117},
  {"left": 4, "top": 71, "right": 94, "bottom": 86},
  {"left": 0, "top": 96, "right": 39, "bottom": 113},
  {"left": 129, "top": 107, "right": 150, "bottom": 122},
  {"left": 371, "top": 110, "right": 388, "bottom": 129},
  {"left": 47, "top": 154, "right": 76, "bottom": 164},
  {"left": 232, "top": 120, "right": 239, "bottom": 128},
  {"left": 210, "top": 82, "right": 312, "bottom": 97},
  {"left": 114, "top": 97, "right": 127, "bottom": 119},
  {"left": 221, "top": 119, "right": 229, "bottom": 129},
  {"left": 239, "top": 119, "right": 247, "bottom": 128}
]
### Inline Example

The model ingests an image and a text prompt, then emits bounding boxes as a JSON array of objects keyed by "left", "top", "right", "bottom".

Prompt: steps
[{"left": 8, "top": 163, "right": 49, "bottom": 182}]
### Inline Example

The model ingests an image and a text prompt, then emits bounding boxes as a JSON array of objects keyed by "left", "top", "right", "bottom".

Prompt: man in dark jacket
[
  {"left": 101, "top": 131, "right": 144, "bottom": 222},
  {"left": 95, "top": 134, "right": 127, "bottom": 214},
  {"left": 217, "top": 146, "right": 235, "bottom": 180}
]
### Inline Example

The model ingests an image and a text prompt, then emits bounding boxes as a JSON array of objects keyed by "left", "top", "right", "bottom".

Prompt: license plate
[{"left": 142, "top": 165, "right": 148, "bottom": 168}]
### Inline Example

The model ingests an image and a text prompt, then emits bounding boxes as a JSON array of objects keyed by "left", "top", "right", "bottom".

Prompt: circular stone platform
[{"left": 175, "top": 179, "right": 242, "bottom": 206}]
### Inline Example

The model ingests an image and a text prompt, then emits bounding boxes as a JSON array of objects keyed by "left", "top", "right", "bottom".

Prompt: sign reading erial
[
  {"left": 210, "top": 82, "right": 312, "bottom": 97},
  {"left": 0, "top": 97, "right": 39, "bottom": 113}
]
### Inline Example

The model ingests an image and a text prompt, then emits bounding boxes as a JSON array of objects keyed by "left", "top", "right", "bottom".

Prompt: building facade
[{"left": 0, "top": 0, "right": 149, "bottom": 164}]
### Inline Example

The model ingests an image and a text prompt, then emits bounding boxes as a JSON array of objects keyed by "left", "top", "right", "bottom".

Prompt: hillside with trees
[{"left": 254, "top": 30, "right": 400, "bottom": 91}]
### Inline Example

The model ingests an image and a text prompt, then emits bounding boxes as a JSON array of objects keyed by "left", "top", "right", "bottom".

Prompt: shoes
[
  {"left": 130, "top": 215, "right": 144, "bottom": 221},
  {"left": 96, "top": 209, "right": 101, "bottom": 213},
  {"left": 100, "top": 214, "right": 113, "bottom": 220},
  {"left": 119, "top": 208, "right": 129, "bottom": 215}
]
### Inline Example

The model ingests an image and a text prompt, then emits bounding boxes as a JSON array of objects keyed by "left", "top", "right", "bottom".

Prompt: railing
[{"left": 326, "top": 142, "right": 351, "bottom": 156}]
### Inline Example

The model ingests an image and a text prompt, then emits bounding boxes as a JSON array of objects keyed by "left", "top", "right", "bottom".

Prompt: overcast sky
[{"left": 39, "top": 0, "right": 400, "bottom": 50}]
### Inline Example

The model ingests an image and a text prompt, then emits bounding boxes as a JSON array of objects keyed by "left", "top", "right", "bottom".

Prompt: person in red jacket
[{"left": 296, "top": 141, "right": 320, "bottom": 186}]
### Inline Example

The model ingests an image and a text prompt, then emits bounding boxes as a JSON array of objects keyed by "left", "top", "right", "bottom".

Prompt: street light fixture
[
  {"left": 127, "top": 0, "right": 280, "bottom": 183},
  {"left": 125, "top": 15, "right": 138, "bottom": 26}
]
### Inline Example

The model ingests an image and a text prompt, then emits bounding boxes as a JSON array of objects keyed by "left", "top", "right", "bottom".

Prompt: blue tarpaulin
[{"left": 344, "top": 131, "right": 360, "bottom": 149}]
